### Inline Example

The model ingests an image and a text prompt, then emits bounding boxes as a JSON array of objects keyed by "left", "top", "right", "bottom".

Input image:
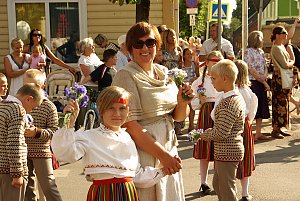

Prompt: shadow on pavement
[{"left": 255, "top": 139, "right": 300, "bottom": 164}]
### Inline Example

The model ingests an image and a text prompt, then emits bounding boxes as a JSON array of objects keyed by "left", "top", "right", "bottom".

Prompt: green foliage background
[{"left": 179, "top": 0, "right": 209, "bottom": 39}]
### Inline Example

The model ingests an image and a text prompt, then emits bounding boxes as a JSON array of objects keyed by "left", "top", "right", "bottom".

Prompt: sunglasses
[
  {"left": 132, "top": 38, "right": 156, "bottom": 49},
  {"left": 32, "top": 33, "right": 42, "bottom": 37},
  {"left": 279, "top": 31, "right": 287, "bottom": 35}
]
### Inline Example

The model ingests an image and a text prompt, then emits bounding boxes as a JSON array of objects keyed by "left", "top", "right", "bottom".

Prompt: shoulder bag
[{"left": 271, "top": 52, "right": 293, "bottom": 89}]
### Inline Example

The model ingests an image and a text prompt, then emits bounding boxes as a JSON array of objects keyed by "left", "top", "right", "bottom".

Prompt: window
[{"left": 8, "top": 0, "right": 87, "bottom": 62}]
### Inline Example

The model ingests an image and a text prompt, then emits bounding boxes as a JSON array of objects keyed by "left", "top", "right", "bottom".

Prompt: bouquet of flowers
[
  {"left": 197, "top": 85, "right": 206, "bottom": 97},
  {"left": 168, "top": 68, "right": 190, "bottom": 100},
  {"left": 58, "top": 83, "right": 89, "bottom": 128},
  {"left": 26, "top": 114, "right": 34, "bottom": 127},
  {"left": 187, "top": 129, "right": 204, "bottom": 143}
]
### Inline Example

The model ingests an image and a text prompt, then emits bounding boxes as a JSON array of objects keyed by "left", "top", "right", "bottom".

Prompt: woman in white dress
[{"left": 4, "top": 38, "right": 30, "bottom": 96}]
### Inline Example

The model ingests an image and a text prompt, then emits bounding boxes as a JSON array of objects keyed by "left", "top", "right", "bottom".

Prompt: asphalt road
[{"left": 54, "top": 111, "right": 300, "bottom": 201}]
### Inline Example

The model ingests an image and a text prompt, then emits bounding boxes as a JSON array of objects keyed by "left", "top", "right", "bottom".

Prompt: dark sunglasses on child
[
  {"left": 132, "top": 38, "right": 156, "bottom": 49},
  {"left": 33, "top": 33, "right": 42, "bottom": 37}
]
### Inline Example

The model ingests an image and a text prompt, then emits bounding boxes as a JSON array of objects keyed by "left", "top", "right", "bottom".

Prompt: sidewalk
[
  {"left": 53, "top": 111, "right": 300, "bottom": 201},
  {"left": 179, "top": 110, "right": 300, "bottom": 201}
]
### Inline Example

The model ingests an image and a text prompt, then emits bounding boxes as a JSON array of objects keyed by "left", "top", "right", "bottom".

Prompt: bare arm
[
  {"left": 123, "top": 120, "right": 182, "bottom": 175},
  {"left": 194, "top": 61, "right": 200, "bottom": 78},
  {"left": 44, "top": 45, "right": 76, "bottom": 73},
  {"left": 4, "top": 57, "right": 27, "bottom": 78},
  {"left": 80, "top": 75, "right": 92, "bottom": 85},
  {"left": 80, "top": 64, "right": 92, "bottom": 77},
  {"left": 285, "top": 18, "right": 300, "bottom": 44}
]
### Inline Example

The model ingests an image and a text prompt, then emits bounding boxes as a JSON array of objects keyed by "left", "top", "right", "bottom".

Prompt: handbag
[
  {"left": 271, "top": 49, "right": 294, "bottom": 89},
  {"left": 279, "top": 67, "right": 293, "bottom": 89}
]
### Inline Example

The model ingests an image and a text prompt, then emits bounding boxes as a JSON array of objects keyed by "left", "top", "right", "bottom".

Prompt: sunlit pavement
[{"left": 54, "top": 111, "right": 300, "bottom": 201}]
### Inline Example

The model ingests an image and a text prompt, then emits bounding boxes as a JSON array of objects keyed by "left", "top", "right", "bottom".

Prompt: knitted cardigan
[
  {"left": 26, "top": 98, "right": 58, "bottom": 158},
  {"left": 201, "top": 95, "right": 245, "bottom": 162},
  {"left": 0, "top": 100, "right": 28, "bottom": 177}
]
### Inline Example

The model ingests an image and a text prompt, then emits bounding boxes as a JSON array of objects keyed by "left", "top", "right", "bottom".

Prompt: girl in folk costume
[
  {"left": 51, "top": 86, "right": 165, "bottom": 201},
  {"left": 191, "top": 50, "right": 224, "bottom": 194},
  {"left": 182, "top": 48, "right": 200, "bottom": 131},
  {"left": 235, "top": 60, "right": 258, "bottom": 201}
]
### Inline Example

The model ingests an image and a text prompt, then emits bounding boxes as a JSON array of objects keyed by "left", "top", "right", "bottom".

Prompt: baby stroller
[{"left": 46, "top": 70, "right": 75, "bottom": 116}]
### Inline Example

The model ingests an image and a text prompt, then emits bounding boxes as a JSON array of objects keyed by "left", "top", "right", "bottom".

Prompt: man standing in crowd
[
  {"left": 0, "top": 83, "right": 44, "bottom": 201},
  {"left": 199, "top": 23, "right": 235, "bottom": 61}
]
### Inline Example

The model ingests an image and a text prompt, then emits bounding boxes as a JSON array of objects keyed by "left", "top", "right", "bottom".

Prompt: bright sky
[{"left": 211, "top": 0, "right": 237, "bottom": 25}]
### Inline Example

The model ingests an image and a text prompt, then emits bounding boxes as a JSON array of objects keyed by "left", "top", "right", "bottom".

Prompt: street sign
[
  {"left": 187, "top": 8, "right": 198, "bottom": 14},
  {"left": 186, "top": 0, "right": 198, "bottom": 8},
  {"left": 209, "top": 2, "right": 229, "bottom": 22},
  {"left": 190, "top": 14, "right": 196, "bottom": 26}
]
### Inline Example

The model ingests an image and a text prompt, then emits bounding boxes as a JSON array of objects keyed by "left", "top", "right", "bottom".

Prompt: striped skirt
[
  {"left": 193, "top": 102, "right": 215, "bottom": 161},
  {"left": 236, "top": 117, "right": 256, "bottom": 179},
  {"left": 86, "top": 178, "right": 138, "bottom": 201}
]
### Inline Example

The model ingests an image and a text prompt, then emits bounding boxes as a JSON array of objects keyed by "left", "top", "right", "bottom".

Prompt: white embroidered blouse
[{"left": 51, "top": 123, "right": 164, "bottom": 188}]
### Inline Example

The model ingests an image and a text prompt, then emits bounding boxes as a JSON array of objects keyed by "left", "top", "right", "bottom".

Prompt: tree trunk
[{"left": 136, "top": 0, "right": 150, "bottom": 23}]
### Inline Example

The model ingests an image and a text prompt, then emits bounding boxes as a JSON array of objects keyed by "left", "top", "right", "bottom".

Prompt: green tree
[
  {"left": 179, "top": 0, "right": 209, "bottom": 39},
  {"left": 109, "top": 0, "right": 150, "bottom": 22},
  {"left": 232, "top": 0, "right": 257, "bottom": 22}
]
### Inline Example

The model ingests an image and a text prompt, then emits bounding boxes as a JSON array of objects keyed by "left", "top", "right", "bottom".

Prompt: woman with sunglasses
[
  {"left": 23, "top": 29, "right": 76, "bottom": 74},
  {"left": 270, "top": 26, "right": 297, "bottom": 139},
  {"left": 112, "top": 22, "right": 194, "bottom": 201}
]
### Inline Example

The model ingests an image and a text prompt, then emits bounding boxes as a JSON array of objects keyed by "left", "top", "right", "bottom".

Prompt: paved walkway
[{"left": 54, "top": 111, "right": 300, "bottom": 201}]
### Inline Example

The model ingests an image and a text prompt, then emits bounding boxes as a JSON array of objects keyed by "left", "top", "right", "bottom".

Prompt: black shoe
[
  {"left": 271, "top": 131, "right": 284, "bottom": 139},
  {"left": 199, "top": 183, "right": 211, "bottom": 195},
  {"left": 239, "top": 195, "right": 252, "bottom": 201},
  {"left": 280, "top": 130, "right": 291, "bottom": 136}
]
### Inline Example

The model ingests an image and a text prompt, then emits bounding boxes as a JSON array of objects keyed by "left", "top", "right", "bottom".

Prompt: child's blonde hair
[
  {"left": 31, "top": 44, "right": 43, "bottom": 54},
  {"left": 24, "top": 69, "right": 46, "bottom": 86},
  {"left": 97, "top": 86, "right": 131, "bottom": 122},
  {"left": 211, "top": 59, "right": 238, "bottom": 83},
  {"left": 202, "top": 50, "right": 224, "bottom": 84},
  {"left": 234, "top": 60, "right": 251, "bottom": 88}
]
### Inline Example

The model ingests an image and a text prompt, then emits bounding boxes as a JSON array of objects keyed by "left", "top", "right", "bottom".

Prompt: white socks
[
  {"left": 240, "top": 177, "right": 250, "bottom": 197},
  {"left": 200, "top": 159, "right": 209, "bottom": 185}
]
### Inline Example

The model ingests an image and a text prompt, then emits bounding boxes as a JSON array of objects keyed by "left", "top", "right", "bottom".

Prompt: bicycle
[{"left": 83, "top": 87, "right": 100, "bottom": 130}]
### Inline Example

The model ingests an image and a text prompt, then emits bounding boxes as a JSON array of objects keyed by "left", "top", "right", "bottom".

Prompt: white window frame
[{"left": 7, "top": 0, "right": 87, "bottom": 50}]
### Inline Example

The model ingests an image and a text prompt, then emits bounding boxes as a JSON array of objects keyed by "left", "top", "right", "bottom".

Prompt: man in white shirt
[{"left": 199, "top": 23, "right": 235, "bottom": 61}]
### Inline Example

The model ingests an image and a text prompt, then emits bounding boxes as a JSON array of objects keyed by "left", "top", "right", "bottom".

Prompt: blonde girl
[
  {"left": 191, "top": 50, "right": 224, "bottom": 194},
  {"left": 51, "top": 86, "right": 165, "bottom": 201},
  {"left": 235, "top": 60, "right": 258, "bottom": 201}
]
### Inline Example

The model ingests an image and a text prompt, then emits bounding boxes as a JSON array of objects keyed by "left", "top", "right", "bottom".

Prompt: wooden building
[{"left": 0, "top": 0, "right": 177, "bottom": 71}]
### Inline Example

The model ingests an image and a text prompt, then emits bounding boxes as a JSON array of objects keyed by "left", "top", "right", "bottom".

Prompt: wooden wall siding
[
  {"left": 0, "top": 0, "right": 8, "bottom": 71},
  {"left": 0, "top": 0, "right": 164, "bottom": 69},
  {"left": 87, "top": 0, "right": 163, "bottom": 57}
]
